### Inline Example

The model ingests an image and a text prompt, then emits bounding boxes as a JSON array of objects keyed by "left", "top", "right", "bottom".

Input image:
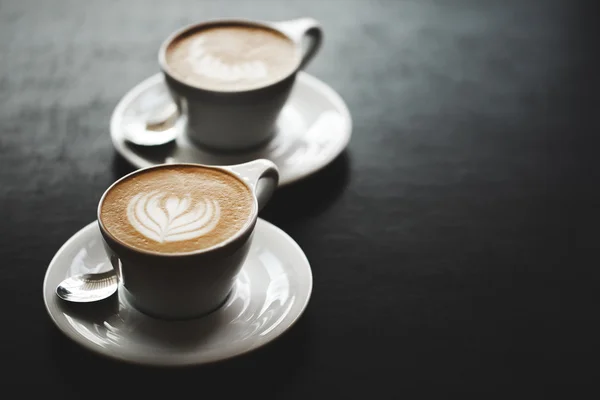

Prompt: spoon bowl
[{"left": 56, "top": 270, "right": 118, "bottom": 303}]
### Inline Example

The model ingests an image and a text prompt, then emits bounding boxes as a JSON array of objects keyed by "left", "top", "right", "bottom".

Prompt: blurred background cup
[{"left": 158, "top": 17, "right": 323, "bottom": 152}]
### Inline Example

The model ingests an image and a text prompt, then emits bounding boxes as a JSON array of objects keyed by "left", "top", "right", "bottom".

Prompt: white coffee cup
[
  {"left": 97, "top": 159, "right": 279, "bottom": 320},
  {"left": 158, "top": 17, "right": 323, "bottom": 152}
]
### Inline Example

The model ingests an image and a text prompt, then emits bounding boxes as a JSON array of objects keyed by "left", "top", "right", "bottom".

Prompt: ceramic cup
[
  {"left": 97, "top": 159, "right": 279, "bottom": 320},
  {"left": 158, "top": 17, "right": 323, "bottom": 152}
]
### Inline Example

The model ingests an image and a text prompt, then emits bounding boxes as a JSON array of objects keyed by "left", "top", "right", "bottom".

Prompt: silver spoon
[
  {"left": 56, "top": 270, "right": 118, "bottom": 303},
  {"left": 123, "top": 102, "right": 180, "bottom": 146},
  {"left": 145, "top": 102, "right": 178, "bottom": 128}
]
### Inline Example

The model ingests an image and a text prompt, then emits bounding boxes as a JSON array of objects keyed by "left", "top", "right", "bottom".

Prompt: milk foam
[
  {"left": 126, "top": 190, "right": 221, "bottom": 243},
  {"left": 185, "top": 37, "right": 268, "bottom": 82}
]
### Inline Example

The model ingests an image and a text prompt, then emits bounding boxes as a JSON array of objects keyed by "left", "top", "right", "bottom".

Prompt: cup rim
[
  {"left": 157, "top": 18, "right": 302, "bottom": 94},
  {"left": 97, "top": 162, "right": 258, "bottom": 258}
]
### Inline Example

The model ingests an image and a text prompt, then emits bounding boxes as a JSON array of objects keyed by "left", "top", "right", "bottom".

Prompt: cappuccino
[
  {"left": 165, "top": 24, "right": 299, "bottom": 91},
  {"left": 99, "top": 165, "right": 254, "bottom": 254}
]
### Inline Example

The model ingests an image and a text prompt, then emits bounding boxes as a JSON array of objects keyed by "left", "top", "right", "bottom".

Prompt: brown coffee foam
[
  {"left": 100, "top": 165, "right": 254, "bottom": 254},
  {"left": 165, "top": 24, "right": 299, "bottom": 91}
]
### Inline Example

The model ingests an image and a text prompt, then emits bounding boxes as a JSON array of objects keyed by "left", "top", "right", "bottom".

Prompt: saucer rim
[
  {"left": 109, "top": 71, "right": 352, "bottom": 186},
  {"left": 42, "top": 219, "right": 313, "bottom": 367}
]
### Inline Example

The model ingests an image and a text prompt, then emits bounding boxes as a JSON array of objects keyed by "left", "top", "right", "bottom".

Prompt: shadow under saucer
[{"left": 48, "top": 310, "right": 312, "bottom": 398}]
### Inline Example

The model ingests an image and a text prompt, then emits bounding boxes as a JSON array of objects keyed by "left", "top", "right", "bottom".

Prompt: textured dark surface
[{"left": 1, "top": 0, "right": 598, "bottom": 396}]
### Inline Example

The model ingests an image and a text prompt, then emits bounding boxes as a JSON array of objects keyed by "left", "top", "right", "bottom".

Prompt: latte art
[
  {"left": 186, "top": 38, "right": 268, "bottom": 82},
  {"left": 127, "top": 191, "right": 220, "bottom": 243},
  {"left": 165, "top": 25, "right": 299, "bottom": 91},
  {"left": 99, "top": 165, "right": 254, "bottom": 254}
]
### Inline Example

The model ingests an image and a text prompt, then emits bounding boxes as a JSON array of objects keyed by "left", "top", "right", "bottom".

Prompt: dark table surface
[{"left": 1, "top": 0, "right": 598, "bottom": 396}]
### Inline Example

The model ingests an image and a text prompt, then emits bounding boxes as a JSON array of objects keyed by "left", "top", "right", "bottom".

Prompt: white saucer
[
  {"left": 110, "top": 72, "right": 352, "bottom": 186},
  {"left": 43, "top": 219, "right": 313, "bottom": 366}
]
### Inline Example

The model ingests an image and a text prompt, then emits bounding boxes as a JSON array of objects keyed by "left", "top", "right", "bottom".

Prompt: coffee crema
[
  {"left": 100, "top": 165, "right": 254, "bottom": 254},
  {"left": 165, "top": 24, "right": 299, "bottom": 91}
]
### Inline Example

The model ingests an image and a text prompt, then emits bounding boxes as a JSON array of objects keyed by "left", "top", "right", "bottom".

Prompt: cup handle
[
  {"left": 224, "top": 159, "right": 279, "bottom": 211},
  {"left": 272, "top": 18, "right": 323, "bottom": 70}
]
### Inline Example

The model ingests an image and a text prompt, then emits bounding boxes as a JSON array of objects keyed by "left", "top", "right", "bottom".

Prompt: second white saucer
[
  {"left": 110, "top": 72, "right": 352, "bottom": 186},
  {"left": 43, "top": 219, "right": 313, "bottom": 367}
]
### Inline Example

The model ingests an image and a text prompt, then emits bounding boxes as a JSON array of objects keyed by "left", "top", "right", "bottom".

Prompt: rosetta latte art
[
  {"left": 185, "top": 38, "right": 268, "bottom": 82},
  {"left": 126, "top": 191, "right": 221, "bottom": 243}
]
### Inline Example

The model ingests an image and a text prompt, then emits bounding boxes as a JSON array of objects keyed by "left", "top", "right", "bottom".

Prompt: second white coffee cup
[{"left": 158, "top": 17, "right": 323, "bottom": 152}]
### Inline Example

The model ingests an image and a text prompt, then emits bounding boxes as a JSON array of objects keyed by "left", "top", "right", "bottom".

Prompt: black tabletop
[{"left": 1, "top": 0, "right": 598, "bottom": 396}]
